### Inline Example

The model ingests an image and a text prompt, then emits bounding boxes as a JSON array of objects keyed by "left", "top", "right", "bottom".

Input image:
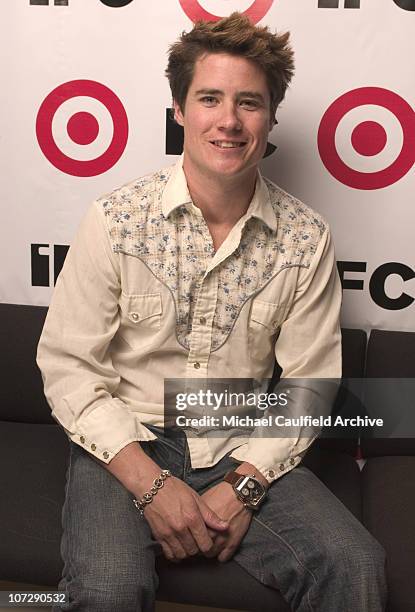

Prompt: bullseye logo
[
  {"left": 178, "top": 0, "right": 273, "bottom": 23},
  {"left": 318, "top": 87, "right": 415, "bottom": 190},
  {"left": 36, "top": 80, "right": 128, "bottom": 177}
]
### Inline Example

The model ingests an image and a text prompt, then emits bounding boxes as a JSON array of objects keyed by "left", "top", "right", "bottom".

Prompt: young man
[{"left": 37, "top": 13, "right": 387, "bottom": 612}]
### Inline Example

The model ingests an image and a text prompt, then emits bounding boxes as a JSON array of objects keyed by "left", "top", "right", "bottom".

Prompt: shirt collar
[
  {"left": 161, "top": 154, "right": 278, "bottom": 232},
  {"left": 161, "top": 155, "right": 193, "bottom": 217},
  {"left": 246, "top": 171, "right": 278, "bottom": 232}
]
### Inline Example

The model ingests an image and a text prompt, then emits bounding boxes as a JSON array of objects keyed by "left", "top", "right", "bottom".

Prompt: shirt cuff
[
  {"left": 58, "top": 398, "right": 157, "bottom": 463},
  {"left": 229, "top": 437, "right": 314, "bottom": 484}
]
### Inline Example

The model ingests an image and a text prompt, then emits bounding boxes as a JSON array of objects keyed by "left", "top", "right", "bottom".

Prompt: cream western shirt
[{"left": 37, "top": 157, "right": 342, "bottom": 484}]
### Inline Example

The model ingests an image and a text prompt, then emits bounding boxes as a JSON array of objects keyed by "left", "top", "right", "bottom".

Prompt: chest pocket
[
  {"left": 248, "top": 299, "right": 286, "bottom": 366},
  {"left": 118, "top": 293, "right": 162, "bottom": 350}
]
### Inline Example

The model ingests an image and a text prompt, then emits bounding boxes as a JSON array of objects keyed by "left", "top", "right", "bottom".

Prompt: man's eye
[
  {"left": 201, "top": 96, "right": 217, "bottom": 105},
  {"left": 240, "top": 100, "right": 258, "bottom": 109}
]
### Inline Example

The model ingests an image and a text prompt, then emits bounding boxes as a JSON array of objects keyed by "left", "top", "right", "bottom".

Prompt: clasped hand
[{"left": 143, "top": 476, "right": 252, "bottom": 563}]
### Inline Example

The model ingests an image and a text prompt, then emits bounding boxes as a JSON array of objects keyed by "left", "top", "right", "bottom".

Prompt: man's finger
[
  {"left": 165, "top": 534, "right": 188, "bottom": 561},
  {"left": 177, "top": 526, "right": 200, "bottom": 557},
  {"left": 199, "top": 500, "right": 229, "bottom": 532},
  {"left": 218, "top": 546, "right": 236, "bottom": 562},
  {"left": 184, "top": 506, "right": 220, "bottom": 554},
  {"left": 203, "top": 535, "right": 228, "bottom": 558},
  {"left": 161, "top": 541, "right": 177, "bottom": 562}
]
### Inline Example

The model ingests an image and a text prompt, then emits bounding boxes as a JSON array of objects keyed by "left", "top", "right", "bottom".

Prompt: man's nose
[{"left": 217, "top": 103, "right": 242, "bottom": 131}]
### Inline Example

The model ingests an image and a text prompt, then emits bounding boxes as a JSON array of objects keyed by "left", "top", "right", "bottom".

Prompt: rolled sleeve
[
  {"left": 36, "top": 201, "right": 156, "bottom": 463},
  {"left": 230, "top": 225, "right": 342, "bottom": 483}
]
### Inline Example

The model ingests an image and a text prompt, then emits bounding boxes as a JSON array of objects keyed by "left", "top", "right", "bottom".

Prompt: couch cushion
[
  {"left": 341, "top": 328, "right": 367, "bottom": 378},
  {"left": 0, "top": 304, "right": 52, "bottom": 424},
  {"left": 317, "top": 328, "right": 367, "bottom": 456},
  {"left": 365, "top": 330, "right": 415, "bottom": 378},
  {"left": 0, "top": 421, "right": 68, "bottom": 585},
  {"left": 361, "top": 329, "right": 415, "bottom": 457},
  {"left": 302, "top": 445, "right": 362, "bottom": 521},
  {"left": 156, "top": 556, "right": 289, "bottom": 611},
  {"left": 362, "top": 457, "right": 415, "bottom": 612}
]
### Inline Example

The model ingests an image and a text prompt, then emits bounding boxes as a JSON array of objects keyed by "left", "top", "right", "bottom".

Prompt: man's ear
[
  {"left": 269, "top": 114, "right": 277, "bottom": 132},
  {"left": 173, "top": 100, "right": 184, "bottom": 127}
]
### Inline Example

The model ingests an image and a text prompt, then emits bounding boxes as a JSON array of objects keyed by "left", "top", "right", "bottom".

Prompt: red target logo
[
  {"left": 36, "top": 80, "right": 128, "bottom": 177},
  {"left": 318, "top": 87, "right": 415, "bottom": 190},
  {"left": 178, "top": 0, "right": 273, "bottom": 23}
]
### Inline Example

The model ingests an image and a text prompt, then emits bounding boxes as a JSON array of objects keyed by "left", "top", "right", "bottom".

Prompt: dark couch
[{"left": 0, "top": 303, "right": 414, "bottom": 611}]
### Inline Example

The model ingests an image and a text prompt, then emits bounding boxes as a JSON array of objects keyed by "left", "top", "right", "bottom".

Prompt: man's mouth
[{"left": 211, "top": 140, "right": 246, "bottom": 149}]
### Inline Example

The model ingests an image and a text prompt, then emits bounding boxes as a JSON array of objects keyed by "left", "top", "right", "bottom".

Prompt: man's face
[{"left": 174, "top": 52, "right": 273, "bottom": 183}]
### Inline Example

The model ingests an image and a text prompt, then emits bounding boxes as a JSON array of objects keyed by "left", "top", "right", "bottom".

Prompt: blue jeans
[{"left": 54, "top": 426, "right": 387, "bottom": 611}]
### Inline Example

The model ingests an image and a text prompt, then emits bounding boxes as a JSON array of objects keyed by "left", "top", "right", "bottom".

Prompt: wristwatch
[{"left": 224, "top": 470, "right": 267, "bottom": 510}]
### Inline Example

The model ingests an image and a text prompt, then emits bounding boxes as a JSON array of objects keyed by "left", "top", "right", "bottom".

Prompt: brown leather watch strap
[{"left": 224, "top": 470, "right": 243, "bottom": 486}]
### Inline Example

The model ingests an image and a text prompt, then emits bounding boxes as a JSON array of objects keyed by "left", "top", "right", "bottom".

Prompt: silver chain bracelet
[{"left": 132, "top": 469, "right": 171, "bottom": 516}]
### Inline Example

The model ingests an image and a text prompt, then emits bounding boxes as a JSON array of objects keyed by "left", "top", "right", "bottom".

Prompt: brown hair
[{"left": 166, "top": 12, "right": 295, "bottom": 121}]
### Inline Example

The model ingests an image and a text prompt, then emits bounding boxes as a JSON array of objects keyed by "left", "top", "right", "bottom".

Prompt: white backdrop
[{"left": 2, "top": 0, "right": 414, "bottom": 332}]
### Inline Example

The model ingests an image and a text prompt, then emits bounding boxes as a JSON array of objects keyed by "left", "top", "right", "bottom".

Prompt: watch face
[{"left": 236, "top": 477, "right": 266, "bottom": 507}]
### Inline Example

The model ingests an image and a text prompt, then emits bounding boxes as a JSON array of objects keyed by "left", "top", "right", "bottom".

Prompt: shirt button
[
  {"left": 267, "top": 469, "right": 275, "bottom": 478},
  {"left": 130, "top": 312, "right": 140, "bottom": 322},
  {"left": 91, "top": 443, "right": 97, "bottom": 451},
  {"left": 193, "top": 362, "right": 201, "bottom": 369},
  {"left": 103, "top": 451, "right": 109, "bottom": 459},
  {"left": 199, "top": 316, "right": 206, "bottom": 325},
  {"left": 279, "top": 463, "right": 285, "bottom": 471},
  {"left": 290, "top": 458, "right": 295, "bottom": 465},
  {"left": 80, "top": 436, "right": 85, "bottom": 444}
]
